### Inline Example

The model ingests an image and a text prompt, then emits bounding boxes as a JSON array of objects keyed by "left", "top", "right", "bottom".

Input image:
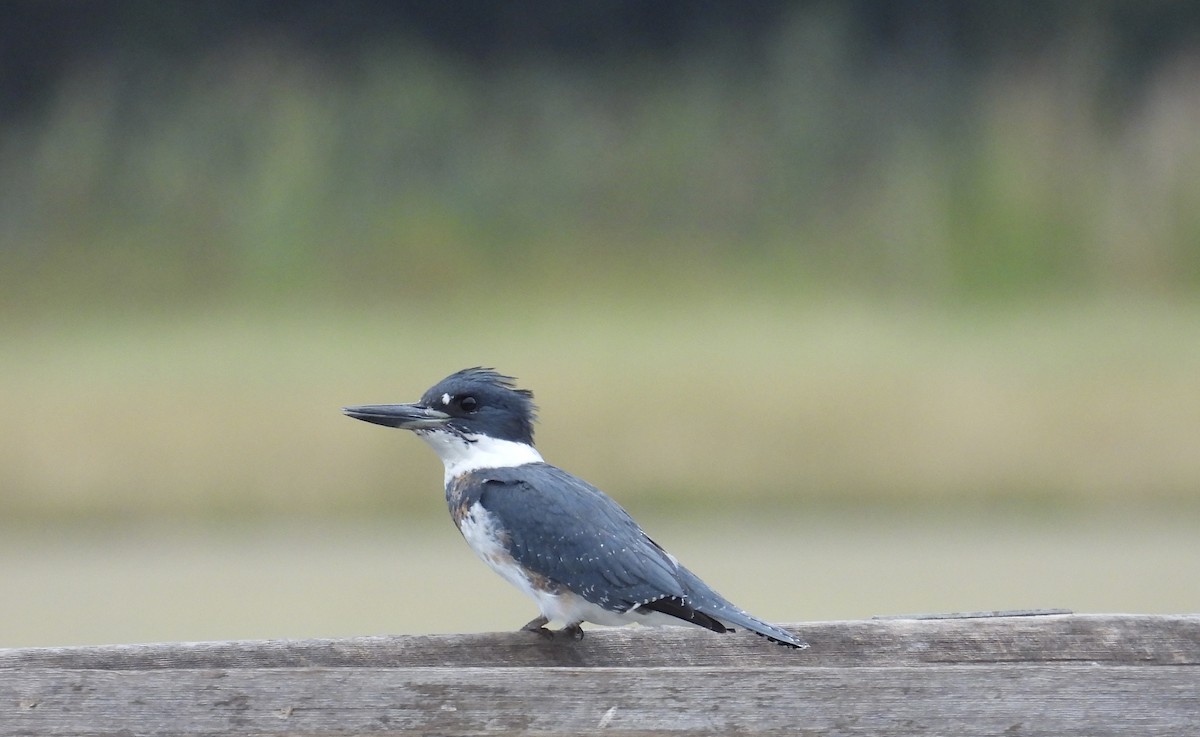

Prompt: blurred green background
[{"left": 2, "top": 1, "right": 1198, "bottom": 647}]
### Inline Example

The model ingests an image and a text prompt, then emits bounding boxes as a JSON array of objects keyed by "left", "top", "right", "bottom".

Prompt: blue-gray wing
[
  {"left": 473, "top": 464, "right": 685, "bottom": 611},
  {"left": 475, "top": 463, "right": 807, "bottom": 648}
]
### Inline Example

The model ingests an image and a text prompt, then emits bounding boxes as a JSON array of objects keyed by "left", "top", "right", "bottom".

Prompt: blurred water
[{"left": 4, "top": 511, "right": 1196, "bottom": 648}]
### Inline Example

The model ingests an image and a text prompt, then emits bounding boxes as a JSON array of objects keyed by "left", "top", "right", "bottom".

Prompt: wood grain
[{"left": 1, "top": 614, "right": 1197, "bottom": 736}]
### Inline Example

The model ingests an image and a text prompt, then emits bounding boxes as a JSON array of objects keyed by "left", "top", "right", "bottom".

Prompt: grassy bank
[{"left": 3, "top": 293, "right": 1198, "bottom": 522}]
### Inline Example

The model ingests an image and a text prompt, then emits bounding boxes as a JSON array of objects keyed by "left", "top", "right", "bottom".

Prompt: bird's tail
[{"left": 674, "top": 565, "right": 808, "bottom": 649}]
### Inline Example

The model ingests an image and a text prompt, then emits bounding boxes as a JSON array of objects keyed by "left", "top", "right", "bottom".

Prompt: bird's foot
[
  {"left": 519, "top": 617, "right": 584, "bottom": 641},
  {"left": 557, "top": 623, "right": 585, "bottom": 641},
  {"left": 521, "top": 616, "right": 553, "bottom": 640}
]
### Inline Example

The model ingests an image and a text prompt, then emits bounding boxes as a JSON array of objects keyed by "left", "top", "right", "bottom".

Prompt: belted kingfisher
[{"left": 343, "top": 367, "right": 806, "bottom": 648}]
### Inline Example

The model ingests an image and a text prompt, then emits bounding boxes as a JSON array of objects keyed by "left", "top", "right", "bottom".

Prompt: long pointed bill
[{"left": 342, "top": 403, "right": 452, "bottom": 430}]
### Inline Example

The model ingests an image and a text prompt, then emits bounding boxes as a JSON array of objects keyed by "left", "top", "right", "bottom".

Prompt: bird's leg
[
  {"left": 557, "top": 622, "right": 585, "bottom": 641},
  {"left": 520, "top": 615, "right": 553, "bottom": 639}
]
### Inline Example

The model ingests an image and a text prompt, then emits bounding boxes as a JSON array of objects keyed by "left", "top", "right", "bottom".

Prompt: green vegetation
[
  {"left": 2, "top": 13, "right": 1198, "bottom": 312},
  {"left": 2, "top": 13, "right": 1198, "bottom": 523}
]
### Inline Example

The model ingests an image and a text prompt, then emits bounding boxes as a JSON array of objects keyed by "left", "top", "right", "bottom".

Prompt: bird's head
[{"left": 343, "top": 367, "right": 538, "bottom": 447}]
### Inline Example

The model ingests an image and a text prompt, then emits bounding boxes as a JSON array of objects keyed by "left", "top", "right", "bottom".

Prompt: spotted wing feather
[
  {"left": 474, "top": 464, "right": 685, "bottom": 613},
  {"left": 473, "top": 464, "right": 807, "bottom": 648}
]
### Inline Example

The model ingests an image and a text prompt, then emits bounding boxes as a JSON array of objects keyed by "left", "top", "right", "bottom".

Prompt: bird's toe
[{"left": 520, "top": 616, "right": 554, "bottom": 639}]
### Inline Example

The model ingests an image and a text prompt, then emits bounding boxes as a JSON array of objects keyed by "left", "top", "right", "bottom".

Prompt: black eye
[{"left": 459, "top": 396, "right": 478, "bottom": 412}]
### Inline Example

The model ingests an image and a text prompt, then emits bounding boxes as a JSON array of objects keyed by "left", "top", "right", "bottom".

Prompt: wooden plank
[
  {"left": 2, "top": 613, "right": 1196, "bottom": 670},
  {"left": 3, "top": 665, "right": 1197, "bottom": 736},
  {"left": 1, "top": 615, "right": 1197, "bottom": 736},
  {"left": 873, "top": 607, "right": 1074, "bottom": 619}
]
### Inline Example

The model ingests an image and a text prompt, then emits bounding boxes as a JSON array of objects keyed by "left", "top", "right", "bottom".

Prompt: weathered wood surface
[{"left": 1, "top": 614, "right": 1197, "bottom": 736}]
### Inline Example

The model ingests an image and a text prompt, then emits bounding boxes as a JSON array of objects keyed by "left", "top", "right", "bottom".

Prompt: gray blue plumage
[{"left": 344, "top": 367, "right": 806, "bottom": 649}]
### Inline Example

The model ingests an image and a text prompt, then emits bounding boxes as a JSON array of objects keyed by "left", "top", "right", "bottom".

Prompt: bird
[{"left": 343, "top": 367, "right": 806, "bottom": 648}]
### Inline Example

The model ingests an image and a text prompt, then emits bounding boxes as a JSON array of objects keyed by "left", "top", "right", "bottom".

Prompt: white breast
[{"left": 457, "top": 502, "right": 544, "bottom": 603}]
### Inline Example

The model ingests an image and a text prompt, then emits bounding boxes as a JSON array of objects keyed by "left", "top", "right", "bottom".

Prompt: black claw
[{"left": 558, "top": 623, "right": 585, "bottom": 641}]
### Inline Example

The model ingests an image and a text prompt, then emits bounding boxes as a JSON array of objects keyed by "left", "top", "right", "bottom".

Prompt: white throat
[{"left": 417, "top": 429, "right": 543, "bottom": 484}]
